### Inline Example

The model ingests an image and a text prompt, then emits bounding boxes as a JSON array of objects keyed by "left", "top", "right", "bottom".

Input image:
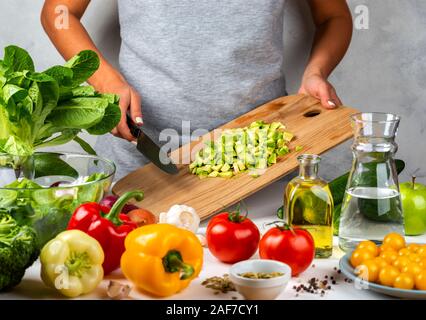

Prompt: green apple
[{"left": 400, "top": 177, "right": 426, "bottom": 235}]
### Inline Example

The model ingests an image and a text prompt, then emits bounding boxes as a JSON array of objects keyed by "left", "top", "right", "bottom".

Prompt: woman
[{"left": 41, "top": 0, "right": 352, "bottom": 179}]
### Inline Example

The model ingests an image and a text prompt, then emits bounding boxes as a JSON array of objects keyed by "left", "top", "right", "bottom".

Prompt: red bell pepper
[{"left": 67, "top": 191, "right": 144, "bottom": 275}]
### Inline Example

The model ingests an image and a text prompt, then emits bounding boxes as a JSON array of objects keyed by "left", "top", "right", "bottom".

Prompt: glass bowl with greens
[{"left": 0, "top": 152, "right": 115, "bottom": 249}]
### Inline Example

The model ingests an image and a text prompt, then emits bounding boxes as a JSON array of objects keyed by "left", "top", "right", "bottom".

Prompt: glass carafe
[
  {"left": 285, "top": 154, "right": 334, "bottom": 258},
  {"left": 338, "top": 113, "right": 404, "bottom": 252}
]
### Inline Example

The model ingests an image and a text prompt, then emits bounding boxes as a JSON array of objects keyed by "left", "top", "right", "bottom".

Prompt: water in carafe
[{"left": 338, "top": 113, "right": 405, "bottom": 252}]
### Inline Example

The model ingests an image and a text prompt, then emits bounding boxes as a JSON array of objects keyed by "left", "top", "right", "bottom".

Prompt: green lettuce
[{"left": 0, "top": 45, "right": 121, "bottom": 157}]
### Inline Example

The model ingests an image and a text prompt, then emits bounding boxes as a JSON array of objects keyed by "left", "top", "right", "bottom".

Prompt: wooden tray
[{"left": 113, "top": 94, "right": 359, "bottom": 220}]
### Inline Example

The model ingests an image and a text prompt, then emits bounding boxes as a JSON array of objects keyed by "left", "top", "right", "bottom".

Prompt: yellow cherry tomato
[
  {"left": 374, "top": 257, "right": 389, "bottom": 269},
  {"left": 380, "top": 250, "right": 398, "bottom": 264},
  {"left": 379, "top": 265, "right": 400, "bottom": 286},
  {"left": 418, "top": 258, "right": 426, "bottom": 269},
  {"left": 355, "top": 259, "right": 380, "bottom": 282},
  {"left": 351, "top": 249, "right": 376, "bottom": 268},
  {"left": 379, "top": 244, "right": 396, "bottom": 253},
  {"left": 383, "top": 233, "right": 406, "bottom": 251},
  {"left": 415, "top": 270, "right": 426, "bottom": 290},
  {"left": 409, "top": 253, "right": 422, "bottom": 263},
  {"left": 393, "top": 256, "right": 411, "bottom": 271},
  {"left": 407, "top": 243, "right": 420, "bottom": 253},
  {"left": 393, "top": 272, "right": 415, "bottom": 290},
  {"left": 417, "top": 245, "right": 426, "bottom": 257},
  {"left": 402, "top": 262, "right": 423, "bottom": 277},
  {"left": 357, "top": 241, "right": 379, "bottom": 256},
  {"left": 398, "top": 248, "right": 411, "bottom": 256}
]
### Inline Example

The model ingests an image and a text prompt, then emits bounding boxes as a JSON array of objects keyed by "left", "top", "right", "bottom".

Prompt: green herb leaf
[
  {"left": 47, "top": 97, "right": 108, "bottom": 130},
  {"left": 73, "top": 136, "right": 97, "bottom": 155},
  {"left": 0, "top": 46, "right": 117, "bottom": 157},
  {"left": 3, "top": 46, "right": 35, "bottom": 73},
  {"left": 43, "top": 65, "right": 74, "bottom": 88},
  {"left": 34, "top": 129, "right": 79, "bottom": 149},
  {"left": 64, "top": 50, "right": 99, "bottom": 86},
  {"left": 86, "top": 102, "right": 121, "bottom": 135}
]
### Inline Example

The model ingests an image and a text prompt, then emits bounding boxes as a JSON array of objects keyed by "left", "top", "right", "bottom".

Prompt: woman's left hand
[{"left": 298, "top": 73, "right": 342, "bottom": 109}]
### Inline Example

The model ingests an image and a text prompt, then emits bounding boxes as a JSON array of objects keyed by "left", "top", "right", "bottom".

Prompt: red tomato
[
  {"left": 206, "top": 211, "right": 260, "bottom": 263},
  {"left": 259, "top": 226, "right": 315, "bottom": 276},
  {"left": 127, "top": 208, "right": 157, "bottom": 227}
]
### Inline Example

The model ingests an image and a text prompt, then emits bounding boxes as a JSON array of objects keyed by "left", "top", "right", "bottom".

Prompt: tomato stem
[
  {"left": 266, "top": 221, "right": 296, "bottom": 234},
  {"left": 227, "top": 202, "right": 248, "bottom": 223}
]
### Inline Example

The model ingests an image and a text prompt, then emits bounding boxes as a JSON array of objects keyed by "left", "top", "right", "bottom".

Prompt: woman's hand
[
  {"left": 96, "top": 78, "right": 143, "bottom": 141},
  {"left": 298, "top": 73, "right": 342, "bottom": 109},
  {"left": 41, "top": 0, "right": 143, "bottom": 141},
  {"left": 300, "top": 0, "right": 352, "bottom": 109}
]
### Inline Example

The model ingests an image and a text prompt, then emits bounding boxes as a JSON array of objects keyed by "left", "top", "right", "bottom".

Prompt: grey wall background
[{"left": 1, "top": 0, "right": 425, "bottom": 182}]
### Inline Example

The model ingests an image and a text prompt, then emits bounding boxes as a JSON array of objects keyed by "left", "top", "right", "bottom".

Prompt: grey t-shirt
[{"left": 96, "top": 0, "right": 287, "bottom": 179}]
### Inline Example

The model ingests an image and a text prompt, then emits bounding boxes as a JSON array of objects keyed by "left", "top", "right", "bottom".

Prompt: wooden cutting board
[{"left": 113, "top": 94, "right": 358, "bottom": 220}]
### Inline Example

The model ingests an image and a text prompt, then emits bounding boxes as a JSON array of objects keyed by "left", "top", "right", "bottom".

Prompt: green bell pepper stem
[
  {"left": 162, "top": 250, "right": 194, "bottom": 280},
  {"left": 105, "top": 191, "right": 144, "bottom": 226}
]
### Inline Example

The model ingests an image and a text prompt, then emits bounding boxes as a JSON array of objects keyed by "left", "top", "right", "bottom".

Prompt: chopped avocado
[
  {"left": 268, "top": 153, "right": 277, "bottom": 164},
  {"left": 202, "top": 165, "right": 212, "bottom": 173},
  {"left": 212, "top": 164, "right": 223, "bottom": 171},
  {"left": 282, "top": 132, "right": 294, "bottom": 142},
  {"left": 221, "top": 163, "right": 231, "bottom": 172},
  {"left": 276, "top": 138, "right": 284, "bottom": 148},
  {"left": 233, "top": 163, "right": 240, "bottom": 174},
  {"left": 269, "top": 122, "right": 281, "bottom": 132},
  {"left": 219, "top": 171, "right": 233, "bottom": 178},
  {"left": 249, "top": 171, "right": 260, "bottom": 178},
  {"left": 266, "top": 139, "right": 276, "bottom": 148},
  {"left": 277, "top": 146, "right": 289, "bottom": 156},
  {"left": 256, "top": 158, "right": 267, "bottom": 169},
  {"left": 208, "top": 171, "right": 219, "bottom": 177},
  {"left": 295, "top": 145, "right": 303, "bottom": 152},
  {"left": 237, "top": 160, "right": 246, "bottom": 171},
  {"left": 189, "top": 120, "right": 294, "bottom": 179}
]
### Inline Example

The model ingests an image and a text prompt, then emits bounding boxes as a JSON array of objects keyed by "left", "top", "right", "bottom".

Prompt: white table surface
[{"left": 3, "top": 178, "right": 425, "bottom": 300}]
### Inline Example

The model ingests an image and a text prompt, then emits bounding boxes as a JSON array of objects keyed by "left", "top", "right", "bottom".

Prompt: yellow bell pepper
[
  {"left": 121, "top": 224, "right": 203, "bottom": 297},
  {"left": 40, "top": 230, "right": 104, "bottom": 298}
]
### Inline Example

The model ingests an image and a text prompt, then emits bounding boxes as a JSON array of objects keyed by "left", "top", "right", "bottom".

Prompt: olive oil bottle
[{"left": 285, "top": 154, "right": 334, "bottom": 258}]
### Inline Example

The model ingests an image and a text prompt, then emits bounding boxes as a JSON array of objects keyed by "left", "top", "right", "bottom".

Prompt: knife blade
[{"left": 126, "top": 114, "right": 179, "bottom": 175}]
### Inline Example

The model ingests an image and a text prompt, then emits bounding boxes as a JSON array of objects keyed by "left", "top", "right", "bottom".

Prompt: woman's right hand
[
  {"left": 95, "top": 77, "right": 143, "bottom": 142},
  {"left": 41, "top": 0, "right": 143, "bottom": 141}
]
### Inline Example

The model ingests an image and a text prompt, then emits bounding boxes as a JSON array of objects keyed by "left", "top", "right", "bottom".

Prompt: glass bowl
[{"left": 0, "top": 152, "right": 116, "bottom": 248}]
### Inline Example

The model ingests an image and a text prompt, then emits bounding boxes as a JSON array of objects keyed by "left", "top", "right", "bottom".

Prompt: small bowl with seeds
[{"left": 230, "top": 259, "right": 291, "bottom": 300}]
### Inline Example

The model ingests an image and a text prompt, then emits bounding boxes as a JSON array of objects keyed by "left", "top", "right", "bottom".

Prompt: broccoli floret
[{"left": 0, "top": 212, "right": 39, "bottom": 291}]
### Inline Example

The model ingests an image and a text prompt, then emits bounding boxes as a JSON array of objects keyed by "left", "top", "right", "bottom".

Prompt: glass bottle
[
  {"left": 338, "top": 113, "right": 404, "bottom": 252},
  {"left": 285, "top": 154, "right": 334, "bottom": 258}
]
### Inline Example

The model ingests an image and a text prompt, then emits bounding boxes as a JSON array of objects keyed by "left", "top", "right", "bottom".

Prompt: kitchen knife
[{"left": 126, "top": 114, "right": 179, "bottom": 175}]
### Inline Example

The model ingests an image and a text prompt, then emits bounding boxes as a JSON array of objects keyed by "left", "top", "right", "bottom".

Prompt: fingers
[
  {"left": 318, "top": 83, "right": 341, "bottom": 110},
  {"left": 330, "top": 86, "right": 343, "bottom": 106},
  {"left": 115, "top": 89, "right": 135, "bottom": 141},
  {"left": 130, "top": 88, "right": 143, "bottom": 126}
]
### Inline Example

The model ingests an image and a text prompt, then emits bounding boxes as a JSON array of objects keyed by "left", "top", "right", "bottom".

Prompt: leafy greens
[{"left": 0, "top": 45, "right": 121, "bottom": 157}]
